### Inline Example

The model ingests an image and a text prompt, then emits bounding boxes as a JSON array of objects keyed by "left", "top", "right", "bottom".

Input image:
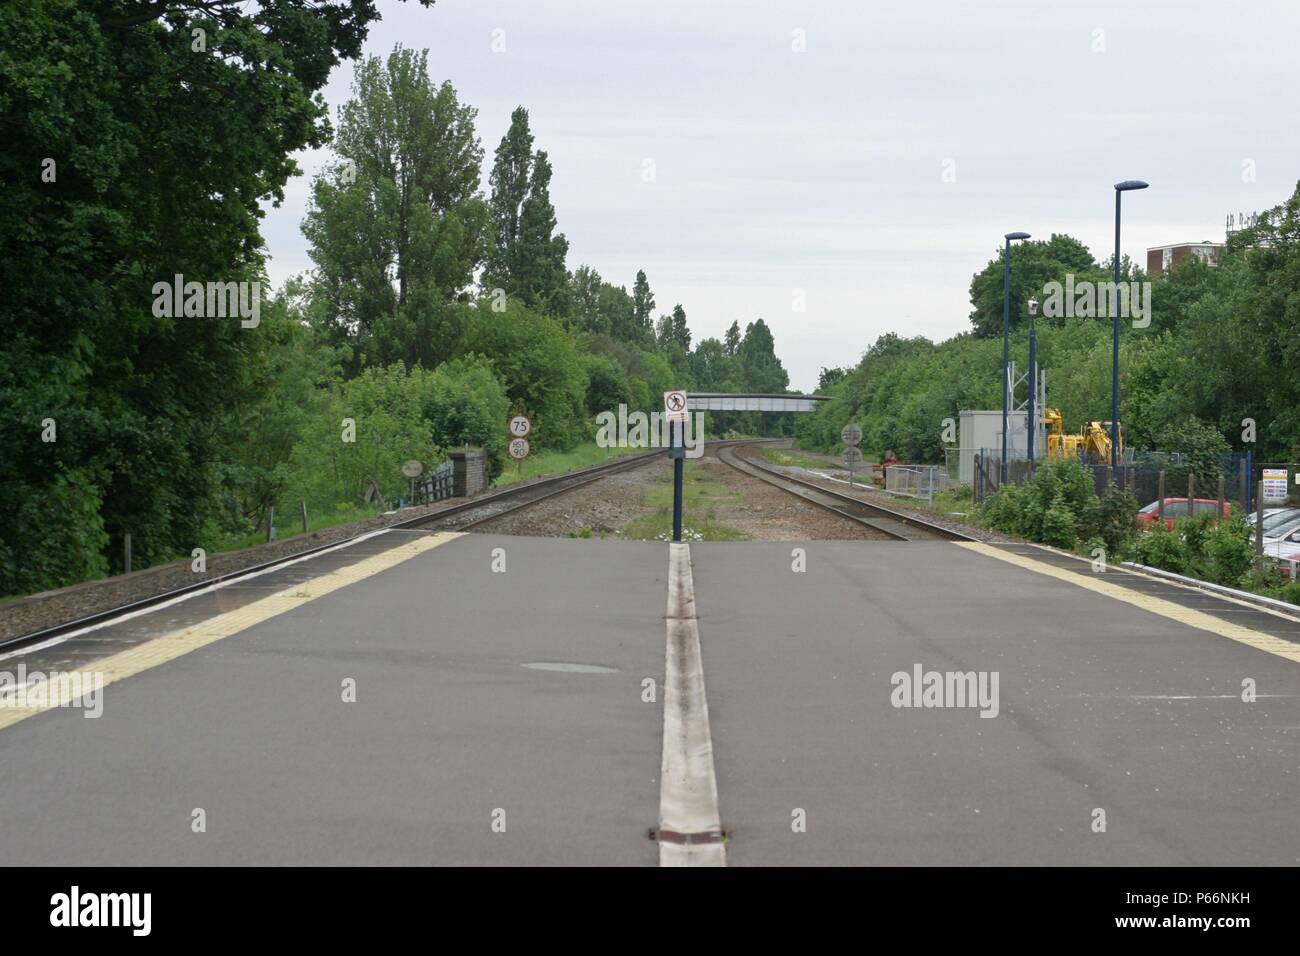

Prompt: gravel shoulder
[{"left": 737, "top": 444, "right": 1015, "bottom": 544}]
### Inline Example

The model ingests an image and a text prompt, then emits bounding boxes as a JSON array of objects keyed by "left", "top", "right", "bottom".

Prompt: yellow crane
[{"left": 1042, "top": 408, "right": 1122, "bottom": 463}]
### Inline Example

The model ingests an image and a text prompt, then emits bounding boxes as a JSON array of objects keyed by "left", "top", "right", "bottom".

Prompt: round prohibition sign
[{"left": 664, "top": 390, "right": 687, "bottom": 414}]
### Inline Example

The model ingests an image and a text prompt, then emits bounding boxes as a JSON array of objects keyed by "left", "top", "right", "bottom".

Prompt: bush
[
  {"left": 1093, "top": 486, "right": 1140, "bottom": 555},
  {"left": 1201, "top": 518, "right": 1255, "bottom": 587},
  {"left": 1041, "top": 495, "right": 1078, "bottom": 548},
  {"left": 977, "top": 458, "right": 1098, "bottom": 548},
  {"left": 1132, "top": 523, "right": 1190, "bottom": 574},
  {"left": 418, "top": 356, "right": 511, "bottom": 480}
]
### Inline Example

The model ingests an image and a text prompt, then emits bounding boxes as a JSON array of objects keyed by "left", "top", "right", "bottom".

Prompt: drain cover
[{"left": 521, "top": 662, "right": 619, "bottom": 674}]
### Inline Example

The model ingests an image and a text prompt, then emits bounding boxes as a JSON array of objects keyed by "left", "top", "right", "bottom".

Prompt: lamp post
[
  {"left": 1111, "top": 180, "right": 1148, "bottom": 477},
  {"left": 1002, "top": 231, "right": 1031, "bottom": 484},
  {"left": 1027, "top": 296, "right": 1039, "bottom": 464}
]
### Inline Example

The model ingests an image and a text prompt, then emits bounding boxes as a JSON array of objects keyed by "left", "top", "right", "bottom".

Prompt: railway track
[
  {"left": 0, "top": 440, "right": 769, "bottom": 654},
  {"left": 715, "top": 442, "right": 978, "bottom": 542}
]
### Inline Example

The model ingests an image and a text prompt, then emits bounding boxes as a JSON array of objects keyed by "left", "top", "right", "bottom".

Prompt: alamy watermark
[
  {"left": 151, "top": 274, "right": 261, "bottom": 328},
  {"left": 891, "top": 664, "right": 999, "bottom": 718},
  {"left": 595, "top": 405, "right": 705, "bottom": 458},
  {"left": 0, "top": 665, "right": 104, "bottom": 718},
  {"left": 1040, "top": 274, "right": 1151, "bottom": 328}
]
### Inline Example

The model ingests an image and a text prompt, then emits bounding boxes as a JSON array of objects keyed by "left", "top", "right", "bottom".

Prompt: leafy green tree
[
  {"left": 690, "top": 338, "right": 733, "bottom": 390},
  {"left": 738, "top": 319, "right": 789, "bottom": 393},
  {"left": 968, "top": 234, "right": 1101, "bottom": 337},
  {"left": 632, "top": 270, "right": 656, "bottom": 342},
  {"left": 302, "top": 47, "right": 486, "bottom": 372},
  {"left": 724, "top": 320, "right": 741, "bottom": 357},
  {"left": 0, "top": 0, "right": 429, "bottom": 594},
  {"left": 465, "top": 299, "right": 588, "bottom": 448},
  {"left": 419, "top": 357, "right": 511, "bottom": 479},
  {"left": 279, "top": 363, "right": 437, "bottom": 511},
  {"left": 568, "top": 265, "right": 607, "bottom": 334},
  {"left": 483, "top": 107, "right": 569, "bottom": 312}
]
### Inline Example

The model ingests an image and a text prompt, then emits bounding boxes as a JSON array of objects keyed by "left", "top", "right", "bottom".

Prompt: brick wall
[{"left": 450, "top": 448, "right": 486, "bottom": 497}]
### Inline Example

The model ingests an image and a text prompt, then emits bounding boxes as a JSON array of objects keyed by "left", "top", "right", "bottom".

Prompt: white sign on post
[
  {"left": 509, "top": 437, "right": 530, "bottom": 460},
  {"left": 1263, "top": 467, "right": 1288, "bottom": 503},
  {"left": 664, "top": 390, "right": 688, "bottom": 423},
  {"left": 509, "top": 415, "right": 531, "bottom": 438}
]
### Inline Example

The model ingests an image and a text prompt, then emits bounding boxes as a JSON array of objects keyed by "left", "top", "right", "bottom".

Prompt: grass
[
  {"left": 926, "top": 485, "right": 976, "bottom": 517},
  {"left": 492, "top": 442, "right": 644, "bottom": 488},
  {"left": 212, "top": 501, "right": 385, "bottom": 552},
  {"left": 619, "top": 461, "right": 749, "bottom": 541},
  {"left": 760, "top": 447, "right": 841, "bottom": 471}
]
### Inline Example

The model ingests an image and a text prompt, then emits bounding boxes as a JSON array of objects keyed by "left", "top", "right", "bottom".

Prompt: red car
[{"left": 1137, "top": 498, "right": 1231, "bottom": 531}]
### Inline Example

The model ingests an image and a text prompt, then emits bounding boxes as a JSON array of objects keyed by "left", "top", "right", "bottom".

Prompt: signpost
[
  {"left": 841, "top": 422, "right": 862, "bottom": 488},
  {"left": 508, "top": 415, "right": 532, "bottom": 476},
  {"left": 665, "top": 391, "right": 689, "bottom": 541},
  {"left": 402, "top": 459, "right": 423, "bottom": 506}
]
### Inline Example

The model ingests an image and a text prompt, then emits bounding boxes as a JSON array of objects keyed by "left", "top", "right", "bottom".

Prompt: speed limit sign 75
[{"left": 509, "top": 415, "right": 531, "bottom": 438}]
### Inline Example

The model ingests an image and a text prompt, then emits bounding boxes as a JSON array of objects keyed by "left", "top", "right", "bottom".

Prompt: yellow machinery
[{"left": 1043, "top": 408, "right": 1122, "bottom": 463}]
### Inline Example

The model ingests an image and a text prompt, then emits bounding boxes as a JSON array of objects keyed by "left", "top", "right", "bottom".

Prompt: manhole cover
[{"left": 521, "top": 662, "right": 619, "bottom": 674}]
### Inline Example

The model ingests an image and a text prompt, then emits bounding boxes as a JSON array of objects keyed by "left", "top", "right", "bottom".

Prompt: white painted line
[
  {"left": 0, "top": 529, "right": 398, "bottom": 663},
  {"left": 658, "top": 542, "right": 725, "bottom": 867}
]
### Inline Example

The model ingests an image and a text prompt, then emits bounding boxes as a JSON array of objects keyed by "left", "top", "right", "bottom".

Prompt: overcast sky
[{"left": 260, "top": 0, "right": 1299, "bottom": 392}]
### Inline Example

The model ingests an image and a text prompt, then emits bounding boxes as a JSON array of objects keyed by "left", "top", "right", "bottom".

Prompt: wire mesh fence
[{"left": 972, "top": 449, "right": 1258, "bottom": 512}]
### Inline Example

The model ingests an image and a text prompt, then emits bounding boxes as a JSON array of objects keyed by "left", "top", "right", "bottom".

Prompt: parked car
[
  {"left": 1265, "top": 536, "right": 1300, "bottom": 580},
  {"left": 1137, "top": 498, "right": 1231, "bottom": 530},
  {"left": 1248, "top": 507, "right": 1300, "bottom": 540},
  {"left": 1258, "top": 511, "right": 1300, "bottom": 544}
]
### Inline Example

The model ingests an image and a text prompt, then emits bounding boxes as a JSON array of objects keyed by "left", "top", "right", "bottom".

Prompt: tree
[
  {"left": 724, "top": 320, "right": 741, "bottom": 357},
  {"left": 0, "top": 0, "right": 430, "bottom": 595},
  {"left": 670, "top": 304, "right": 691, "bottom": 351},
  {"left": 483, "top": 107, "right": 569, "bottom": 311},
  {"left": 738, "top": 319, "right": 789, "bottom": 393},
  {"left": 632, "top": 270, "right": 656, "bottom": 342},
  {"left": 301, "top": 47, "right": 486, "bottom": 372},
  {"left": 968, "top": 234, "right": 1101, "bottom": 337},
  {"left": 690, "top": 338, "right": 733, "bottom": 390},
  {"left": 568, "top": 265, "right": 607, "bottom": 334}
]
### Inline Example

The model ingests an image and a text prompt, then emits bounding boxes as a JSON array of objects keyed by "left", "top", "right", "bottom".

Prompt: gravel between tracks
[
  {"left": 733, "top": 445, "right": 1014, "bottom": 544},
  {"left": 476, "top": 446, "right": 892, "bottom": 541}
]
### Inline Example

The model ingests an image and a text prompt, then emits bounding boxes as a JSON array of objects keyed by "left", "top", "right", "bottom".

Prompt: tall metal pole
[
  {"left": 1110, "top": 180, "right": 1148, "bottom": 481},
  {"left": 1001, "top": 238, "right": 1012, "bottom": 485},
  {"left": 671, "top": 420, "right": 684, "bottom": 543},
  {"left": 1027, "top": 320, "right": 1037, "bottom": 463},
  {"left": 1000, "top": 232, "right": 1030, "bottom": 484},
  {"left": 1111, "top": 188, "right": 1122, "bottom": 473}
]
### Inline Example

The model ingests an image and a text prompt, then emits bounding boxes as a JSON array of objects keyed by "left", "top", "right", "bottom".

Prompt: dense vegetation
[
  {"left": 798, "top": 181, "right": 1300, "bottom": 469},
  {"left": 0, "top": 3, "right": 789, "bottom": 597}
]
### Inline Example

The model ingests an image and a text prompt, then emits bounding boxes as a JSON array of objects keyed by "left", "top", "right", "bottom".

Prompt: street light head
[
  {"left": 1005, "top": 231, "right": 1031, "bottom": 241},
  {"left": 1115, "top": 180, "right": 1149, "bottom": 191}
]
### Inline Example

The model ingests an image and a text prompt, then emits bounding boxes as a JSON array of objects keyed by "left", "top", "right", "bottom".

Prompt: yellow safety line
[
  {"left": 956, "top": 542, "right": 1300, "bottom": 665},
  {"left": 0, "top": 532, "right": 464, "bottom": 731}
]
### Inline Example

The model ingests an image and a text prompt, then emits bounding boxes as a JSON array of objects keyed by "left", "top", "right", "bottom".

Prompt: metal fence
[
  {"left": 886, "top": 464, "right": 962, "bottom": 503},
  {"left": 973, "top": 449, "right": 1257, "bottom": 511},
  {"left": 415, "top": 459, "right": 455, "bottom": 504}
]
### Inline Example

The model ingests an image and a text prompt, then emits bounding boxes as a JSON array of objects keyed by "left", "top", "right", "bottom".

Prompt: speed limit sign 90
[
  {"left": 509, "top": 415, "right": 531, "bottom": 438},
  {"left": 508, "top": 437, "right": 530, "bottom": 460}
]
